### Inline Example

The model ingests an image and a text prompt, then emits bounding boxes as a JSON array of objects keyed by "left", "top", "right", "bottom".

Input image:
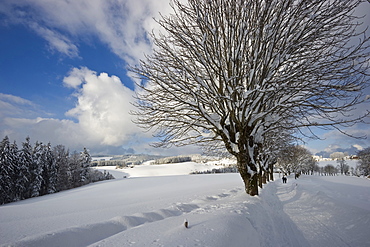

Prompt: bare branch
[{"left": 130, "top": 0, "right": 370, "bottom": 195}]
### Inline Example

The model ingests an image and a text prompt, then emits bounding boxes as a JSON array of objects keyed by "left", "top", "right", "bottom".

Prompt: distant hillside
[
  {"left": 151, "top": 154, "right": 223, "bottom": 165},
  {"left": 91, "top": 154, "right": 166, "bottom": 167},
  {"left": 91, "top": 154, "right": 227, "bottom": 167}
]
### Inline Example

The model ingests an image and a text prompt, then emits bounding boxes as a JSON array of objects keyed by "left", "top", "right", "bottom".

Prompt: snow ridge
[
  {"left": 4, "top": 188, "right": 243, "bottom": 247},
  {"left": 1, "top": 173, "right": 369, "bottom": 247}
]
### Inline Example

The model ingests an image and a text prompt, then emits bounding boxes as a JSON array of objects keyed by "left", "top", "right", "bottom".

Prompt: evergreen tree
[
  {"left": 8, "top": 141, "right": 19, "bottom": 201},
  {"left": 79, "top": 147, "right": 92, "bottom": 185},
  {"left": 69, "top": 151, "right": 81, "bottom": 188},
  {"left": 0, "top": 136, "right": 14, "bottom": 204},
  {"left": 53, "top": 145, "right": 70, "bottom": 192},
  {"left": 45, "top": 143, "right": 58, "bottom": 194},
  {"left": 10, "top": 140, "right": 25, "bottom": 202},
  {"left": 1, "top": 136, "right": 115, "bottom": 204},
  {"left": 29, "top": 141, "right": 44, "bottom": 197},
  {"left": 18, "top": 137, "right": 32, "bottom": 199}
]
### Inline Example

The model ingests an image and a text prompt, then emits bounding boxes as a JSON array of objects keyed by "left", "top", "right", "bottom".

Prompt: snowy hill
[
  {"left": 94, "top": 159, "right": 236, "bottom": 178},
  {"left": 0, "top": 163, "right": 369, "bottom": 247}
]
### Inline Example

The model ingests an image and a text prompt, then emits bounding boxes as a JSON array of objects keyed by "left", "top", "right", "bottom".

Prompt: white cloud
[
  {"left": 29, "top": 23, "right": 79, "bottom": 58},
  {"left": 324, "top": 144, "right": 341, "bottom": 153},
  {"left": 2, "top": 116, "right": 89, "bottom": 151},
  {"left": 353, "top": 144, "right": 364, "bottom": 151},
  {"left": 0, "top": 0, "right": 173, "bottom": 64},
  {"left": 0, "top": 86, "right": 200, "bottom": 155},
  {"left": 322, "top": 124, "right": 370, "bottom": 143},
  {"left": 63, "top": 67, "right": 142, "bottom": 146},
  {"left": 0, "top": 68, "right": 153, "bottom": 153},
  {"left": 0, "top": 93, "right": 38, "bottom": 118},
  {"left": 63, "top": 67, "right": 91, "bottom": 88},
  {"left": 306, "top": 125, "right": 370, "bottom": 155},
  {"left": 0, "top": 93, "right": 34, "bottom": 106},
  {"left": 6, "top": 0, "right": 367, "bottom": 67}
]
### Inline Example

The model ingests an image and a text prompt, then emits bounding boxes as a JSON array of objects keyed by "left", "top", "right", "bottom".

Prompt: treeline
[
  {"left": 278, "top": 145, "right": 370, "bottom": 177},
  {"left": 92, "top": 160, "right": 131, "bottom": 168},
  {"left": 152, "top": 156, "right": 192, "bottom": 164},
  {"left": 190, "top": 166, "right": 238, "bottom": 174},
  {"left": 357, "top": 147, "right": 370, "bottom": 177},
  {"left": 0, "top": 136, "right": 114, "bottom": 205}
]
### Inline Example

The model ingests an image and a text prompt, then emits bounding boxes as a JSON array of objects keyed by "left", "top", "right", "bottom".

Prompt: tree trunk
[
  {"left": 262, "top": 171, "right": 267, "bottom": 184},
  {"left": 269, "top": 162, "right": 274, "bottom": 181},
  {"left": 236, "top": 153, "right": 258, "bottom": 196},
  {"left": 239, "top": 170, "right": 250, "bottom": 194},
  {"left": 248, "top": 174, "right": 259, "bottom": 196},
  {"left": 258, "top": 169, "right": 263, "bottom": 188}
]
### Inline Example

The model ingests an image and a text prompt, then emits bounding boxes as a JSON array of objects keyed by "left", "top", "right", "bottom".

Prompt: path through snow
[
  {"left": 275, "top": 176, "right": 370, "bottom": 247},
  {"left": 0, "top": 173, "right": 369, "bottom": 247}
]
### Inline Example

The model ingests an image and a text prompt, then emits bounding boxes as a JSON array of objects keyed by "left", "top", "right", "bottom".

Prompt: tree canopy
[{"left": 131, "top": 0, "right": 370, "bottom": 195}]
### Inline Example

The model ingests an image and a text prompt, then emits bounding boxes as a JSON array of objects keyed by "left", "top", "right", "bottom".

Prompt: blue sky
[{"left": 0, "top": 0, "right": 370, "bottom": 156}]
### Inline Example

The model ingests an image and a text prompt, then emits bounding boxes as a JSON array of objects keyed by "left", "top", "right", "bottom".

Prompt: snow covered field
[
  {"left": 1, "top": 162, "right": 369, "bottom": 247},
  {"left": 94, "top": 161, "right": 235, "bottom": 178}
]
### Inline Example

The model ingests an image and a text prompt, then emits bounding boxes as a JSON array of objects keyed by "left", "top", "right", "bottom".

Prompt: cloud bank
[{"left": 0, "top": 68, "right": 151, "bottom": 154}]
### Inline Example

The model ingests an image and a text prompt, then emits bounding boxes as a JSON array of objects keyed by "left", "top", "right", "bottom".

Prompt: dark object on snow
[
  {"left": 184, "top": 220, "right": 189, "bottom": 228},
  {"left": 282, "top": 176, "right": 287, "bottom": 184}
]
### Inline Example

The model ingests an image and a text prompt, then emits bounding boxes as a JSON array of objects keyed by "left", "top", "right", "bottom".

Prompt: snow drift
[{"left": 0, "top": 164, "right": 369, "bottom": 247}]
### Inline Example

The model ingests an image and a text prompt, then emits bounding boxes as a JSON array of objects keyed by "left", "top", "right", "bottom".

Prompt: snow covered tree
[
  {"left": 69, "top": 151, "right": 82, "bottom": 188},
  {"left": 301, "top": 157, "right": 319, "bottom": 175},
  {"left": 9, "top": 141, "right": 20, "bottom": 200},
  {"left": 18, "top": 137, "right": 33, "bottom": 199},
  {"left": 79, "top": 147, "right": 92, "bottom": 185},
  {"left": 277, "top": 145, "right": 312, "bottom": 175},
  {"left": 0, "top": 136, "right": 114, "bottom": 204},
  {"left": 9, "top": 140, "right": 27, "bottom": 202},
  {"left": 324, "top": 164, "right": 337, "bottom": 176},
  {"left": 40, "top": 143, "right": 58, "bottom": 195},
  {"left": 336, "top": 158, "right": 349, "bottom": 175},
  {"left": 257, "top": 129, "right": 295, "bottom": 186},
  {"left": 0, "top": 136, "right": 14, "bottom": 204},
  {"left": 357, "top": 147, "right": 370, "bottom": 176},
  {"left": 53, "top": 144, "right": 70, "bottom": 191},
  {"left": 331, "top": 153, "right": 350, "bottom": 175},
  {"left": 131, "top": 0, "right": 370, "bottom": 195},
  {"left": 30, "top": 141, "right": 44, "bottom": 197}
]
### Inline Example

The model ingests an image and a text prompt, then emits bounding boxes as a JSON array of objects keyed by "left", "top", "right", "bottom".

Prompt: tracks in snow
[
  {"left": 274, "top": 179, "right": 369, "bottom": 247},
  {"left": 4, "top": 188, "right": 243, "bottom": 247}
]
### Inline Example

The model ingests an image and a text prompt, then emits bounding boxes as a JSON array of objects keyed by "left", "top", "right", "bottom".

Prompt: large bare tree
[{"left": 131, "top": 0, "right": 370, "bottom": 195}]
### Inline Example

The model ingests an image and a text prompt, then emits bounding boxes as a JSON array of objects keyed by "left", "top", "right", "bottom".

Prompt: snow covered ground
[
  {"left": 94, "top": 161, "right": 235, "bottom": 178},
  {"left": 1, "top": 162, "right": 369, "bottom": 247}
]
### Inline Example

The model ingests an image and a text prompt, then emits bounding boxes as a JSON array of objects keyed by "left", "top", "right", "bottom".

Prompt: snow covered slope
[
  {"left": 94, "top": 161, "right": 232, "bottom": 178},
  {"left": 0, "top": 168, "right": 369, "bottom": 247}
]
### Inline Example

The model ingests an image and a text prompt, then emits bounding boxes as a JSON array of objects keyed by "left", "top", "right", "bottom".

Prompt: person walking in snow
[{"left": 282, "top": 175, "right": 287, "bottom": 184}]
